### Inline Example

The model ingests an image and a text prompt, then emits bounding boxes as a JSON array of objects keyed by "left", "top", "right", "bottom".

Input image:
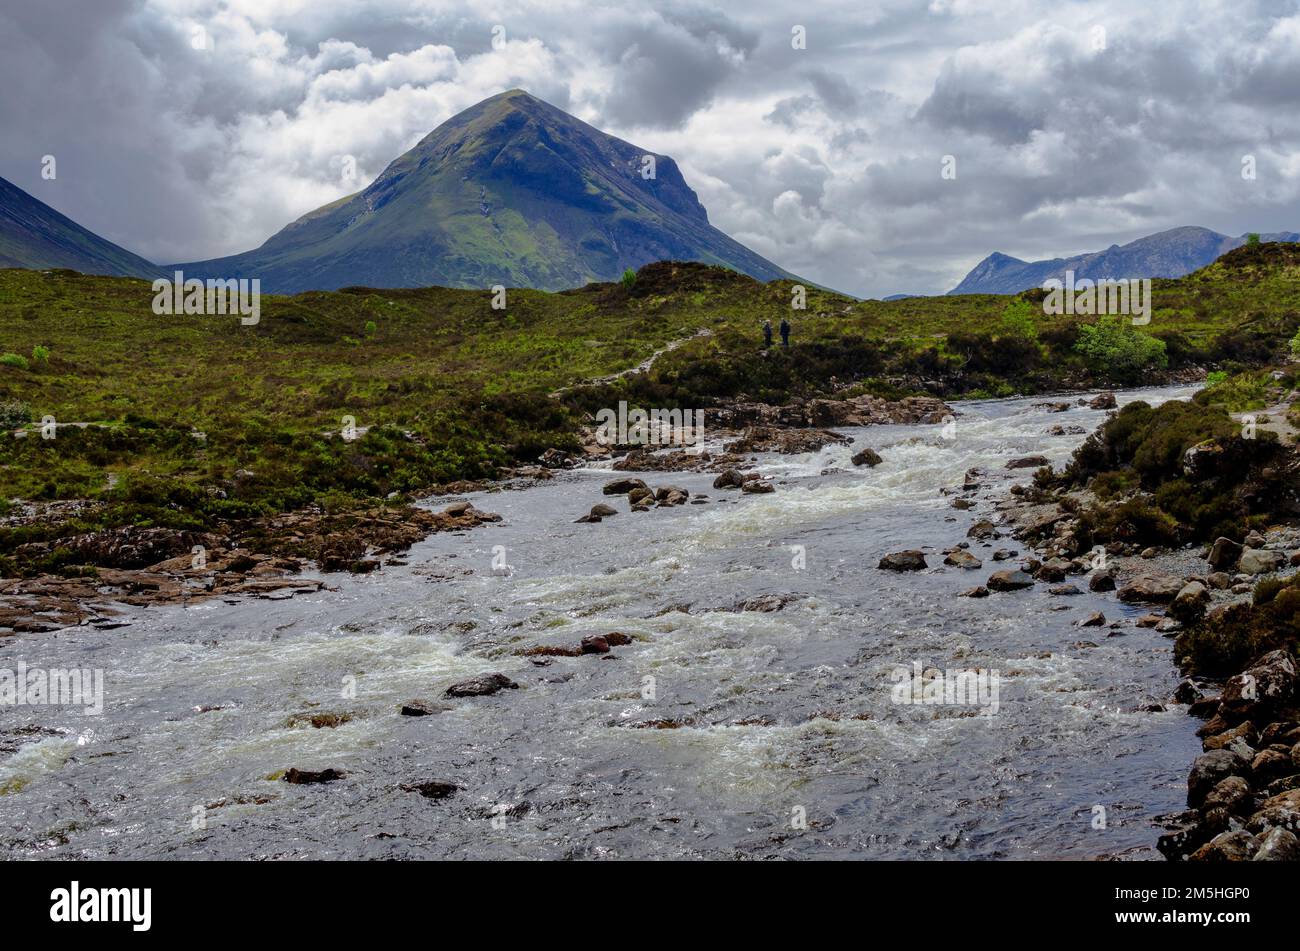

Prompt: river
[{"left": 0, "top": 385, "right": 1203, "bottom": 859}]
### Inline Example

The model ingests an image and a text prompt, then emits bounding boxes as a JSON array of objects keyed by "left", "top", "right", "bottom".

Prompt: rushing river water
[{"left": 0, "top": 386, "right": 1205, "bottom": 860}]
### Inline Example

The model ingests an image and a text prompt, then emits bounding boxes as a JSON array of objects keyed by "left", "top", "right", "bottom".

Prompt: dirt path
[{"left": 549, "top": 328, "right": 712, "bottom": 397}]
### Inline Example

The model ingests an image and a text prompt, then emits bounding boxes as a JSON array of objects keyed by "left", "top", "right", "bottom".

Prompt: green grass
[{"left": 2, "top": 242, "right": 1300, "bottom": 571}]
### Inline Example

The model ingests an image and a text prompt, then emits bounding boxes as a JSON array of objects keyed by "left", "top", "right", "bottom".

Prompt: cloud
[{"left": 0, "top": 0, "right": 1297, "bottom": 296}]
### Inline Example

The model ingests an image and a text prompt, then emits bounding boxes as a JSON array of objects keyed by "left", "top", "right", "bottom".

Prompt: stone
[
  {"left": 444, "top": 673, "right": 520, "bottom": 698},
  {"left": 1253, "top": 827, "right": 1300, "bottom": 860},
  {"left": 879, "top": 550, "right": 927, "bottom": 571},
  {"left": 1188, "top": 749, "right": 1249, "bottom": 807},
  {"left": 1079, "top": 611, "right": 1105, "bottom": 627},
  {"left": 1239, "top": 548, "right": 1286, "bottom": 575},
  {"left": 1169, "top": 581, "right": 1210, "bottom": 621},
  {"left": 712, "top": 469, "right": 744, "bottom": 490},
  {"left": 851, "top": 447, "right": 883, "bottom": 467},
  {"left": 580, "top": 635, "right": 611, "bottom": 654},
  {"left": 1117, "top": 574, "right": 1183, "bottom": 604},
  {"left": 590, "top": 503, "right": 618, "bottom": 517},
  {"left": 959, "top": 586, "right": 989, "bottom": 598},
  {"left": 1089, "top": 392, "right": 1117, "bottom": 410},
  {"left": 943, "top": 550, "right": 982, "bottom": 569},
  {"left": 987, "top": 569, "right": 1034, "bottom": 592},
  {"left": 1208, "top": 537, "right": 1244, "bottom": 571},
  {"left": 1005, "top": 455, "right": 1050, "bottom": 470},
  {"left": 741, "top": 480, "right": 775, "bottom": 495},
  {"left": 1221, "top": 650, "right": 1298, "bottom": 721},
  {"left": 1189, "top": 830, "right": 1258, "bottom": 861},
  {"left": 602, "top": 477, "right": 648, "bottom": 495},
  {"left": 967, "top": 520, "right": 997, "bottom": 539},
  {"left": 1088, "top": 571, "right": 1116, "bottom": 592}
]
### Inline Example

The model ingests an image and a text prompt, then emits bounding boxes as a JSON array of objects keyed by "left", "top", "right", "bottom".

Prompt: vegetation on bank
[{"left": 2, "top": 242, "right": 1300, "bottom": 575}]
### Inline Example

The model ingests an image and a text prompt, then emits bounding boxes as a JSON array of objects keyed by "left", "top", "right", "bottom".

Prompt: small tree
[
  {"left": 999, "top": 297, "right": 1039, "bottom": 343},
  {"left": 1074, "top": 317, "right": 1167, "bottom": 382},
  {"left": 620, "top": 268, "right": 636, "bottom": 289},
  {"left": 1246, "top": 232, "right": 1261, "bottom": 246},
  {"left": 32, "top": 344, "right": 50, "bottom": 363}
]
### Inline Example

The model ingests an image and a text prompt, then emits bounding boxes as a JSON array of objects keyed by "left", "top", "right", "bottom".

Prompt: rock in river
[
  {"left": 986, "top": 569, "right": 1034, "bottom": 592},
  {"left": 879, "top": 550, "right": 927, "bottom": 571},
  {"left": 445, "top": 673, "right": 520, "bottom": 698}
]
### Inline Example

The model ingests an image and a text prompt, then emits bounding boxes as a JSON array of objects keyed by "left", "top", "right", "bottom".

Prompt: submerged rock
[
  {"left": 444, "top": 673, "right": 520, "bottom": 698},
  {"left": 879, "top": 550, "right": 927, "bottom": 571}
]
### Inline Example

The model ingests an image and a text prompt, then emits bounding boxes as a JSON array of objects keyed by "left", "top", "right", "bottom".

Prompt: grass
[{"left": 3, "top": 243, "right": 1300, "bottom": 573}]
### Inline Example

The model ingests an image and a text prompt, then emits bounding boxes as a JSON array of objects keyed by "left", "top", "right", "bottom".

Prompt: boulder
[
  {"left": 851, "top": 447, "right": 883, "bottom": 467},
  {"left": 1117, "top": 574, "right": 1183, "bottom": 604},
  {"left": 1088, "top": 392, "right": 1117, "bottom": 410},
  {"left": 444, "top": 673, "right": 520, "bottom": 698},
  {"left": 741, "top": 480, "right": 775, "bottom": 495},
  {"left": 602, "top": 477, "right": 649, "bottom": 495},
  {"left": 959, "top": 586, "right": 989, "bottom": 598},
  {"left": 1188, "top": 749, "right": 1250, "bottom": 807},
  {"left": 580, "top": 635, "right": 611, "bottom": 654},
  {"left": 1189, "top": 830, "right": 1259, "bottom": 861},
  {"left": 879, "top": 550, "right": 927, "bottom": 571},
  {"left": 1079, "top": 611, "right": 1106, "bottom": 627},
  {"left": 590, "top": 503, "right": 618, "bottom": 518},
  {"left": 283, "top": 767, "right": 346, "bottom": 785},
  {"left": 1245, "top": 789, "right": 1300, "bottom": 837},
  {"left": 1220, "top": 650, "right": 1298, "bottom": 721},
  {"left": 1239, "top": 548, "right": 1286, "bottom": 575},
  {"left": 1208, "top": 537, "right": 1244, "bottom": 571},
  {"left": 1005, "top": 455, "right": 1050, "bottom": 470},
  {"left": 967, "top": 520, "right": 997, "bottom": 540},
  {"left": 1088, "top": 571, "right": 1116, "bottom": 592},
  {"left": 987, "top": 569, "right": 1034, "bottom": 592},
  {"left": 400, "top": 780, "right": 460, "bottom": 800},
  {"left": 1169, "top": 581, "right": 1210, "bottom": 621},
  {"left": 712, "top": 469, "right": 744, "bottom": 490},
  {"left": 943, "top": 550, "right": 982, "bottom": 569}
]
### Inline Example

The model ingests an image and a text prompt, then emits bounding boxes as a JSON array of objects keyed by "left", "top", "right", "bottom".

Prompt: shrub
[
  {"left": 620, "top": 268, "right": 637, "bottom": 289},
  {"left": 1073, "top": 318, "right": 1167, "bottom": 382},
  {"left": 31, "top": 345, "right": 50, "bottom": 363},
  {"left": 0, "top": 398, "right": 31, "bottom": 429},
  {"left": 0, "top": 353, "right": 29, "bottom": 369}
]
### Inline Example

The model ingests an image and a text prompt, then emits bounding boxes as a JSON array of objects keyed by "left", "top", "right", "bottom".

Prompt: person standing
[
  {"left": 779, "top": 317, "right": 790, "bottom": 348},
  {"left": 762, "top": 319, "right": 773, "bottom": 349}
]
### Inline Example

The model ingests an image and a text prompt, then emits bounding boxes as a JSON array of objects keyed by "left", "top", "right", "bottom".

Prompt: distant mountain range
[
  {"left": 948, "top": 226, "right": 1300, "bottom": 295},
  {"left": 0, "top": 175, "right": 162, "bottom": 280},
  {"left": 175, "top": 89, "right": 794, "bottom": 293}
]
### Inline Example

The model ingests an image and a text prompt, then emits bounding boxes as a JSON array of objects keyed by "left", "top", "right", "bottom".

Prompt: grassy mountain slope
[
  {"left": 0, "top": 175, "right": 163, "bottom": 279},
  {"left": 175, "top": 90, "right": 797, "bottom": 293}
]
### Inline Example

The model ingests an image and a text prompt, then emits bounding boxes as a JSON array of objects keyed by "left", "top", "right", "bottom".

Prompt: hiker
[
  {"left": 762, "top": 319, "right": 773, "bottom": 349},
  {"left": 779, "top": 317, "right": 790, "bottom": 348}
]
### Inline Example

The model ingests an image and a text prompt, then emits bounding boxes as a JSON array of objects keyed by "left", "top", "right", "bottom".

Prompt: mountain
[
  {"left": 0, "top": 175, "right": 162, "bottom": 279},
  {"left": 176, "top": 90, "right": 796, "bottom": 293},
  {"left": 948, "top": 226, "right": 1300, "bottom": 295}
]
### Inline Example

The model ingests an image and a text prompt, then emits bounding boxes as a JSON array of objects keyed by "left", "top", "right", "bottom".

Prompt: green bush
[
  {"left": 0, "top": 398, "right": 31, "bottom": 429},
  {"left": 0, "top": 353, "right": 30, "bottom": 369},
  {"left": 32, "top": 345, "right": 50, "bottom": 363},
  {"left": 1073, "top": 318, "right": 1167, "bottom": 382},
  {"left": 620, "top": 268, "right": 637, "bottom": 288}
]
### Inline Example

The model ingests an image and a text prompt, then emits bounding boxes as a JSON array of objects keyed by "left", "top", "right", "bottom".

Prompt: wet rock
[
  {"left": 444, "top": 673, "right": 520, "bottom": 698},
  {"left": 879, "top": 550, "right": 927, "bottom": 571},
  {"left": 1253, "top": 827, "right": 1300, "bottom": 861},
  {"left": 1088, "top": 571, "right": 1116, "bottom": 592},
  {"left": 1220, "top": 650, "right": 1297, "bottom": 722},
  {"left": 959, "top": 586, "right": 989, "bottom": 598},
  {"left": 590, "top": 503, "right": 618, "bottom": 518},
  {"left": 740, "top": 480, "right": 775, "bottom": 495},
  {"left": 1239, "top": 548, "right": 1286, "bottom": 575},
  {"left": 1036, "top": 559, "right": 1068, "bottom": 582},
  {"left": 1245, "top": 789, "right": 1300, "bottom": 837},
  {"left": 574, "top": 513, "right": 603, "bottom": 523},
  {"left": 987, "top": 569, "right": 1034, "bottom": 592},
  {"left": 400, "top": 780, "right": 460, "bottom": 800},
  {"left": 580, "top": 635, "right": 611, "bottom": 654},
  {"left": 724, "top": 427, "right": 849, "bottom": 455},
  {"left": 1079, "top": 611, "right": 1106, "bottom": 627},
  {"left": 1049, "top": 584, "right": 1081, "bottom": 596},
  {"left": 1188, "top": 749, "right": 1250, "bottom": 807},
  {"left": 950, "top": 498, "right": 974, "bottom": 510},
  {"left": 400, "top": 700, "right": 445, "bottom": 717},
  {"left": 1117, "top": 574, "right": 1183, "bottom": 604},
  {"left": 628, "top": 487, "right": 654, "bottom": 504},
  {"left": 943, "top": 550, "right": 982, "bottom": 569},
  {"left": 967, "top": 520, "right": 997, "bottom": 540},
  {"left": 283, "top": 767, "right": 346, "bottom": 785},
  {"left": 992, "top": 549, "right": 1015, "bottom": 562},
  {"left": 851, "top": 447, "right": 883, "bottom": 467},
  {"left": 1204, "top": 721, "right": 1256, "bottom": 751},
  {"left": 1250, "top": 748, "right": 1293, "bottom": 785},
  {"left": 1201, "top": 775, "right": 1253, "bottom": 822},
  {"left": 1206, "top": 572, "right": 1233, "bottom": 590},
  {"left": 602, "top": 477, "right": 649, "bottom": 495},
  {"left": 1189, "top": 830, "right": 1259, "bottom": 861},
  {"left": 733, "top": 594, "right": 800, "bottom": 612},
  {"left": 1208, "top": 537, "right": 1244, "bottom": 571},
  {"left": 712, "top": 469, "right": 744, "bottom": 490},
  {"left": 1089, "top": 392, "right": 1117, "bottom": 410},
  {"left": 1006, "top": 455, "right": 1050, "bottom": 470}
]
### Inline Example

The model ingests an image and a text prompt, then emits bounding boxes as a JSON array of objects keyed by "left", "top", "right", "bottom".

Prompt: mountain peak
[{"left": 174, "top": 89, "right": 793, "bottom": 293}]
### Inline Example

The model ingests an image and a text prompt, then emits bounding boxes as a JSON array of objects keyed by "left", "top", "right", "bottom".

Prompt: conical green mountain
[
  {"left": 175, "top": 90, "right": 796, "bottom": 292},
  {"left": 0, "top": 175, "right": 162, "bottom": 279}
]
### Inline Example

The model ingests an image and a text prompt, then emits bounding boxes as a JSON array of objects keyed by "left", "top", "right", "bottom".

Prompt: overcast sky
[{"left": 2, "top": 0, "right": 1298, "bottom": 296}]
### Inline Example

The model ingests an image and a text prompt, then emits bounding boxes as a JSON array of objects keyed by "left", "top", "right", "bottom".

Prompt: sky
[{"left": 2, "top": 0, "right": 1299, "bottom": 297}]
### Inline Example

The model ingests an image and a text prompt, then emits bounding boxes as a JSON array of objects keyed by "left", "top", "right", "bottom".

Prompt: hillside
[
  {"left": 0, "top": 175, "right": 163, "bottom": 279},
  {"left": 174, "top": 90, "right": 796, "bottom": 293},
  {"left": 1, "top": 244, "right": 1298, "bottom": 575}
]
